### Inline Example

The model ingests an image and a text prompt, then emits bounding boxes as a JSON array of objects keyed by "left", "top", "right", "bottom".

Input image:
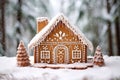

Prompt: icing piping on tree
[
  {"left": 93, "top": 46, "right": 105, "bottom": 66},
  {"left": 16, "top": 40, "right": 30, "bottom": 67}
]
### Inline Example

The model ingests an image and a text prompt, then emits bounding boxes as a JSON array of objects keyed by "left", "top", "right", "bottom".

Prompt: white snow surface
[
  {"left": 0, "top": 56, "right": 120, "bottom": 80},
  {"left": 36, "top": 17, "right": 49, "bottom": 23},
  {"left": 28, "top": 13, "right": 93, "bottom": 52}
]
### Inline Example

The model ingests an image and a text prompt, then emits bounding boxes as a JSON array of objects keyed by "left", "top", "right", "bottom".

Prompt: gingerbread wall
[{"left": 34, "top": 21, "right": 87, "bottom": 64}]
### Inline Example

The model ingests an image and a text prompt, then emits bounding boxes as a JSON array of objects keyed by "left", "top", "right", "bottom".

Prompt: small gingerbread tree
[
  {"left": 93, "top": 46, "right": 104, "bottom": 66},
  {"left": 16, "top": 41, "right": 30, "bottom": 67}
]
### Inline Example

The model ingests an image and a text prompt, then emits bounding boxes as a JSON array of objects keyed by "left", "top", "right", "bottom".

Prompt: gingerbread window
[
  {"left": 72, "top": 50, "right": 81, "bottom": 59},
  {"left": 40, "top": 51, "right": 50, "bottom": 59}
]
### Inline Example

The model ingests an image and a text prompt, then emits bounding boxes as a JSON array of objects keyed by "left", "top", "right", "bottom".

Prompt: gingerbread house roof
[{"left": 28, "top": 13, "right": 93, "bottom": 52}]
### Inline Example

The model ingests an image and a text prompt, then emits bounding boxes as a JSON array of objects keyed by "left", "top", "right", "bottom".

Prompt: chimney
[{"left": 36, "top": 17, "right": 49, "bottom": 33}]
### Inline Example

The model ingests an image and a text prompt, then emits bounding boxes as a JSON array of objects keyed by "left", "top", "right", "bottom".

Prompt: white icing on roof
[
  {"left": 28, "top": 13, "right": 93, "bottom": 52},
  {"left": 36, "top": 17, "right": 49, "bottom": 22}
]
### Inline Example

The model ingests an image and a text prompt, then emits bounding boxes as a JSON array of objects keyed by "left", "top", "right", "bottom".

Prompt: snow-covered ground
[{"left": 0, "top": 56, "right": 120, "bottom": 80}]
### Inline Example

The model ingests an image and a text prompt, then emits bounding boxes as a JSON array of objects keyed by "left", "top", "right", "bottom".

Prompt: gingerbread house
[{"left": 28, "top": 13, "right": 93, "bottom": 64}]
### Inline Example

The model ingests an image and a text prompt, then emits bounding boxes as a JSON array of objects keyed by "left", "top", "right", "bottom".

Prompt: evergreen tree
[
  {"left": 93, "top": 46, "right": 104, "bottom": 66},
  {"left": 16, "top": 40, "right": 30, "bottom": 67}
]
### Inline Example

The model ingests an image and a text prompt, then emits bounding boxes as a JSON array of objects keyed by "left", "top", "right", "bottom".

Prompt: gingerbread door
[
  {"left": 53, "top": 45, "right": 69, "bottom": 64},
  {"left": 56, "top": 48, "right": 65, "bottom": 63}
]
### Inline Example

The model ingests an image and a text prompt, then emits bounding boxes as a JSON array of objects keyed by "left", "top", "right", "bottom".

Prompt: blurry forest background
[{"left": 0, "top": 0, "right": 120, "bottom": 57}]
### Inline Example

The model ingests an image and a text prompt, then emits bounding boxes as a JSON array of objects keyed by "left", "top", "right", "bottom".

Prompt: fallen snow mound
[{"left": 0, "top": 56, "right": 120, "bottom": 80}]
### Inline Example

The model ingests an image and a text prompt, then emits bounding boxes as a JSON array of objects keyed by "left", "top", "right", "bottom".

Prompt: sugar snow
[{"left": 0, "top": 56, "right": 120, "bottom": 80}]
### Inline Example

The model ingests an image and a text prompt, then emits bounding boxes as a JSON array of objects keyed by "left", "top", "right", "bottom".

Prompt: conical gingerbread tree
[
  {"left": 93, "top": 46, "right": 104, "bottom": 66},
  {"left": 16, "top": 41, "right": 30, "bottom": 67}
]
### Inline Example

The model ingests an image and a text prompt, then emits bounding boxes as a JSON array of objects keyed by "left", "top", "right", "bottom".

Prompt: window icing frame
[
  {"left": 72, "top": 50, "right": 81, "bottom": 59},
  {"left": 40, "top": 51, "right": 50, "bottom": 59}
]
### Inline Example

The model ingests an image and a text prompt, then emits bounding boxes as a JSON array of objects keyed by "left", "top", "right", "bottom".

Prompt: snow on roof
[
  {"left": 36, "top": 17, "right": 49, "bottom": 22},
  {"left": 28, "top": 13, "right": 93, "bottom": 52}
]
